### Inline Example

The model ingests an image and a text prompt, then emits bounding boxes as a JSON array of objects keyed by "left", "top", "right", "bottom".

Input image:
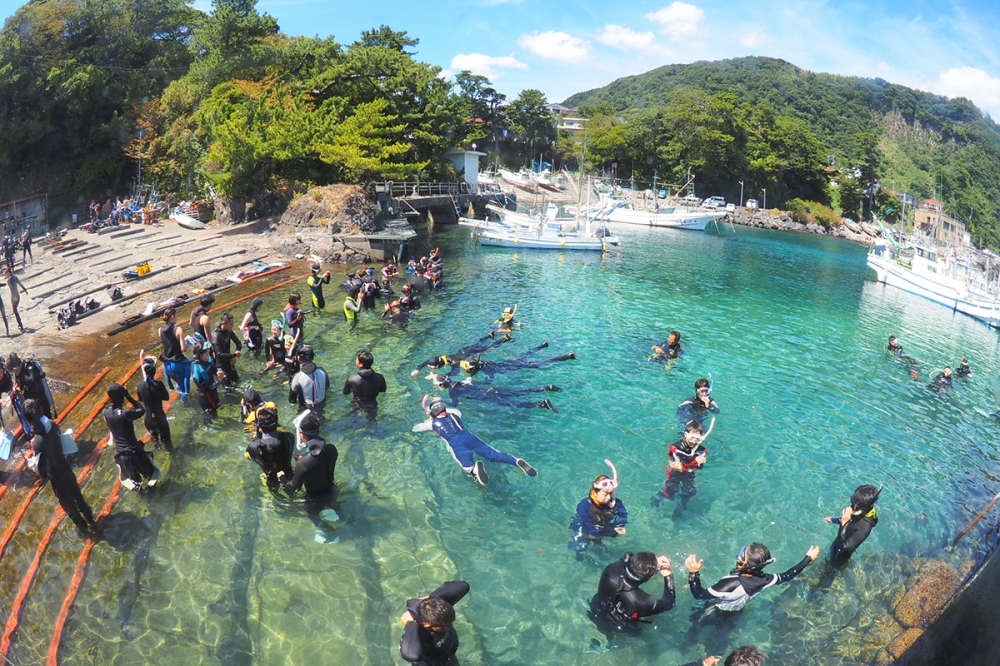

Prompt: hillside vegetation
[{"left": 564, "top": 57, "right": 1000, "bottom": 247}]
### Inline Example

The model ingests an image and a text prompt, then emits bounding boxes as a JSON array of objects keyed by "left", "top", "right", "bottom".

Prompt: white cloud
[
  {"left": 739, "top": 28, "right": 771, "bottom": 49},
  {"left": 932, "top": 67, "right": 1000, "bottom": 118},
  {"left": 445, "top": 53, "right": 528, "bottom": 81},
  {"left": 645, "top": 2, "right": 705, "bottom": 40},
  {"left": 597, "top": 24, "right": 666, "bottom": 55},
  {"left": 517, "top": 31, "right": 589, "bottom": 63}
]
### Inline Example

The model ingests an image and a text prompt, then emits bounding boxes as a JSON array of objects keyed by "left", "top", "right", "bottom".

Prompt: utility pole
[
  {"left": 762, "top": 188, "right": 767, "bottom": 212},
  {"left": 739, "top": 180, "right": 744, "bottom": 207}
]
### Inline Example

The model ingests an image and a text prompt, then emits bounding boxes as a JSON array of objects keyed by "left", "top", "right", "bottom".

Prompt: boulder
[{"left": 892, "top": 560, "right": 962, "bottom": 628}]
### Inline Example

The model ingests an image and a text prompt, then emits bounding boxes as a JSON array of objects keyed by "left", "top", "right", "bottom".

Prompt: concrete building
[
  {"left": 443, "top": 148, "right": 487, "bottom": 186},
  {"left": 914, "top": 201, "right": 970, "bottom": 247}
]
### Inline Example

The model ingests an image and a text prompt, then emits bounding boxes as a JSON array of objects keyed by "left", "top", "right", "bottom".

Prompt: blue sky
[{"left": 2, "top": 0, "right": 1000, "bottom": 117}]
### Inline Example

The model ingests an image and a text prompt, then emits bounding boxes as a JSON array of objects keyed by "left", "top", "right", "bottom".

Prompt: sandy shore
[{"left": 1, "top": 218, "right": 283, "bottom": 364}]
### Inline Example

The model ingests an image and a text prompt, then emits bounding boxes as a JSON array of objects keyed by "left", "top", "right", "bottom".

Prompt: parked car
[
  {"left": 725, "top": 203, "right": 736, "bottom": 213},
  {"left": 745, "top": 199, "right": 759, "bottom": 209},
  {"left": 703, "top": 196, "right": 726, "bottom": 209}
]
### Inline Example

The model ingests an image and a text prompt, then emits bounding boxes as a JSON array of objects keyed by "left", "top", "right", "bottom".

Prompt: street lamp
[
  {"left": 761, "top": 188, "right": 766, "bottom": 212},
  {"left": 739, "top": 180, "right": 744, "bottom": 207}
]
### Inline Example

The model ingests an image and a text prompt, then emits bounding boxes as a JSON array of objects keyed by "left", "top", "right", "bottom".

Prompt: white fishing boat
[
  {"left": 170, "top": 208, "right": 207, "bottom": 230},
  {"left": 461, "top": 201, "right": 619, "bottom": 252},
  {"left": 867, "top": 215, "right": 1000, "bottom": 326},
  {"left": 601, "top": 204, "right": 723, "bottom": 230},
  {"left": 498, "top": 168, "right": 538, "bottom": 193}
]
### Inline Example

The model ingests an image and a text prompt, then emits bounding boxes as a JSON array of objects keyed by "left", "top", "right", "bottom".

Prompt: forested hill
[{"left": 564, "top": 56, "right": 1000, "bottom": 246}]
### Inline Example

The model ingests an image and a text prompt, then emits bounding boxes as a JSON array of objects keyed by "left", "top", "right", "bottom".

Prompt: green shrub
[{"left": 784, "top": 198, "right": 839, "bottom": 228}]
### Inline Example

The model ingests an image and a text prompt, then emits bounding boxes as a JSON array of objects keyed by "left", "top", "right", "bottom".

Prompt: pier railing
[{"left": 373, "top": 181, "right": 505, "bottom": 197}]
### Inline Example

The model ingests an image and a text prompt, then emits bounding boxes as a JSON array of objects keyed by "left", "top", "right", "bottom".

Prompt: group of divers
[{"left": 8, "top": 248, "right": 955, "bottom": 666}]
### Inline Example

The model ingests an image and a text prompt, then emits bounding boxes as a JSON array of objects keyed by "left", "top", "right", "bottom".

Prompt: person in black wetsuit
[
  {"left": 929, "top": 366, "right": 953, "bottom": 392},
  {"left": 103, "top": 383, "right": 159, "bottom": 491},
  {"left": 9, "top": 353, "right": 56, "bottom": 419},
  {"left": 276, "top": 413, "right": 341, "bottom": 542},
  {"left": 407, "top": 266, "right": 433, "bottom": 296},
  {"left": 431, "top": 374, "right": 559, "bottom": 412},
  {"left": 245, "top": 406, "right": 294, "bottom": 491},
  {"left": 307, "top": 263, "right": 332, "bottom": 310},
  {"left": 956, "top": 355, "right": 972, "bottom": 378},
  {"left": 240, "top": 297, "right": 265, "bottom": 358},
  {"left": 589, "top": 551, "right": 675, "bottom": 637},
  {"left": 399, "top": 581, "right": 470, "bottom": 666},
  {"left": 652, "top": 330, "right": 683, "bottom": 359},
  {"left": 382, "top": 300, "right": 410, "bottom": 327},
  {"left": 685, "top": 542, "right": 819, "bottom": 613},
  {"left": 135, "top": 354, "right": 171, "bottom": 449},
  {"left": 459, "top": 341, "right": 577, "bottom": 380},
  {"left": 824, "top": 484, "right": 881, "bottom": 566},
  {"left": 23, "top": 398, "right": 96, "bottom": 535},
  {"left": 677, "top": 378, "right": 720, "bottom": 425},
  {"left": 651, "top": 420, "right": 708, "bottom": 513},
  {"left": 342, "top": 349, "right": 387, "bottom": 415},
  {"left": 399, "top": 284, "right": 421, "bottom": 312},
  {"left": 263, "top": 322, "right": 286, "bottom": 374},
  {"left": 680, "top": 645, "right": 767, "bottom": 666},
  {"left": 409, "top": 331, "right": 510, "bottom": 376},
  {"left": 211, "top": 312, "right": 243, "bottom": 388},
  {"left": 159, "top": 307, "right": 191, "bottom": 397},
  {"left": 189, "top": 294, "right": 214, "bottom": 342}
]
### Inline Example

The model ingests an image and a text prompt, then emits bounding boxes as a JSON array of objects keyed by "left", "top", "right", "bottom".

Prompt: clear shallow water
[{"left": 4, "top": 225, "right": 1000, "bottom": 665}]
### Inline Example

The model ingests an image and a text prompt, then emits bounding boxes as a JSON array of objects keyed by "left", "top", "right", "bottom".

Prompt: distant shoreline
[{"left": 728, "top": 209, "right": 874, "bottom": 246}]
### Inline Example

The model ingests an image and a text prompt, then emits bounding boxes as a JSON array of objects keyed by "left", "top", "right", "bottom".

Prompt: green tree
[
  {"left": 838, "top": 173, "right": 864, "bottom": 220},
  {"left": 506, "top": 89, "right": 556, "bottom": 165}
]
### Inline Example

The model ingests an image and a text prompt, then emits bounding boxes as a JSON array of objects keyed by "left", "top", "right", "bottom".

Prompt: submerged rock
[{"left": 891, "top": 559, "right": 962, "bottom": 628}]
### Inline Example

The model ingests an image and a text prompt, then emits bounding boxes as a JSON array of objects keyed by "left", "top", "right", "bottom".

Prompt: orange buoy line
[
  {"left": 46, "top": 385, "right": 181, "bottom": 665},
  {"left": 0, "top": 364, "right": 138, "bottom": 562},
  {"left": 208, "top": 268, "right": 305, "bottom": 315},
  {"left": 0, "top": 367, "right": 111, "bottom": 506}
]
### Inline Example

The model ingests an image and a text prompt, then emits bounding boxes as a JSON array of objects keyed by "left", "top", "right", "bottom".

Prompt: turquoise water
[{"left": 5, "top": 224, "right": 1000, "bottom": 665}]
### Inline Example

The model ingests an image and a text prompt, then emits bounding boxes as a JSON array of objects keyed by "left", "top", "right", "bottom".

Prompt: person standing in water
[
  {"left": 23, "top": 398, "right": 96, "bottom": 535},
  {"left": 677, "top": 378, "right": 720, "bottom": 425},
  {"left": 135, "top": 353, "right": 171, "bottom": 449},
  {"left": 398, "top": 581, "right": 471, "bottom": 666},
  {"left": 569, "top": 460, "right": 628, "bottom": 560},
  {"left": 285, "top": 292, "right": 305, "bottom": 342},
  {"left": 342, "top": 349, "right": 387, "bottom": 415},
  {"left": 307, "top": 263, "right": 332, "bottom": 310},
  {"left": 240, "top": 297, "right": 265, "bottom": 358},
  {"left": 652, "top": 331, "right": 683, "bottom": 359},
  {"left": 103, "top": 383, "right": 159, "bottom": 491},
  {"left": 211, "top": 312, "right": 243, "bottom": 388},
  {"left": 824, "top": 484, "right": 881, "bottom": 566},
  {"left": 589, "top": 551, "right": 675, "bottom": 637},
  {"left": 159, "top": 308, "right": 190, "bottom": 397},
  {"left": 652, "top": 420, "right": 708, "bottom": 513},
  {"left": 5, "top": 266, "right": 27, "bottom": 333}
]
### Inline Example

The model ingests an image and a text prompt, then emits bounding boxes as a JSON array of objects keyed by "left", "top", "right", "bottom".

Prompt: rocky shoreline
[{"left": 729, "top": 209, "right": 875, "bottom": 246}]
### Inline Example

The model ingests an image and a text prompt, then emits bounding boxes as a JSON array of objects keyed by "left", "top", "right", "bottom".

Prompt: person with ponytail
[
  {"left": 103, "top": 383, "right": 159, "bottom": 491},
  {"left": 136, "top": 352, "right": 171, "bottom": 449}
]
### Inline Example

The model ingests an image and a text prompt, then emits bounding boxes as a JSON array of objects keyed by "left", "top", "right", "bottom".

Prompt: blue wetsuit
[
  {"left": 160, "top": 323, "right": 191, "bottom": 395},
  {"left": 428, "top": 410, "right": 517, "bottom": 472}
]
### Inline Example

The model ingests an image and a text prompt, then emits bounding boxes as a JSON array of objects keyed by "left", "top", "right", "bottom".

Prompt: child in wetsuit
[{"left": 652, "top": 420, "right": 707, "bottom": 513}]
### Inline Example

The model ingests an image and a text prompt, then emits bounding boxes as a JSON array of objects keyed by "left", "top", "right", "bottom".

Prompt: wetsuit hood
[
  {"left": 107, "top": 383, "right": 127, "bottom": 406},
  {"left": 300, "top": 361, "right": 318, "bottom": 374}
]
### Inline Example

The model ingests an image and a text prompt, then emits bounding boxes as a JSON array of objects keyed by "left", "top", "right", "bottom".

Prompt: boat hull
[
  {"left": 866, "top": 254, "right": 1000, "bottom": 323},
  {"left": 604, "top": 207, "right": 721, "bottom": 230},
  {"left": 476, "top": 231, "right": 618, "bottom": 251}
]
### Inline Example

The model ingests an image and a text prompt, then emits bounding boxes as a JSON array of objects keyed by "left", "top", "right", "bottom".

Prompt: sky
[{"left": 2, "top": 0, "right": 1000, "bottom": 118}]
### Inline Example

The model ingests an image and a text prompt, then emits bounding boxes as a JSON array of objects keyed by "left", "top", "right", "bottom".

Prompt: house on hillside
[
  {"left": 546, "top": 103, "right": 574, "bottom": 116},
  {"left": 914, "top": 201, "right": 970, "bottom": 247}
]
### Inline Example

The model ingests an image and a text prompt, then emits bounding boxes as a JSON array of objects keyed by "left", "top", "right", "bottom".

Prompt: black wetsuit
[
  {"left": 400, "top": 293, "right": 421, "bottom": 312},
  {"left": 400, "top": 581, "right": 470, "bottom": 665},
  {"left": 657, "top": 341, "right": 683, "bottom": 359},
  {"left": 414, "top": 333, "right": 510, "bottom": 375},
  {"left": 465, "top": 343, "right": 575, "bottom": 380},
  {"left": 16, "top": 360, "right": 54, "bottom": 419},
  {"left": 688, "top": 558, "right": 813, "bottom": 612},
  {"left": 244, "top": 308, "right": 264, "bottom": 356},
  {"left": 930, "top": 372, "right": 953, "bottom": 391},
  {"left": 676, "top": 395, "right": 719, "bottom": 424},
  {"left": 280, "top": 438, "right": 338, "bottom": 497},
  {"left": 136, "top": 376, "right": 171, "bottom": 447},
  {"left": 956, "top": 362, "right": 972, "bottom": 377},
  {"left": 657, "top": 439, "right": 707, "bottom": 509},
  {"left": 31, "top": 417, "right": 94, "bottom": 532},
  {"left": 265, "top": 335, "right": 285, "bottom": 369},
  {"left": 589, "top": 560, "right": 675, "bottom": 636},
  {"left": 342, "top": 368, "right": 387, "bottom": 411},
  {"left": 212, "top": 325, "right": 242, "bottom": 386},
  {"left": 246, "top": 428, "right": 294, "bottom": 489},
  {"left": 190, "top": 305, "right": 209, "bottom": 341},
  {"left": 829, "top": 510, "right": 878, "bottom": 565},
  {"left": 443, "top": 380, "right": 556, "bottom": 410},
  {"left": 360, "top": 281, "right": 378, "bottom": 310},
  {"left": 104, "top": 404, "right": 155, "bottom": 485},
  {"left": 407, "top": 273, "right": 433, "bottom": 296}
]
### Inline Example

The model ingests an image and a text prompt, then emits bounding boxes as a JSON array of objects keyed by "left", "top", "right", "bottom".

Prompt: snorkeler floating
[
  {"left": 410, "top": 331, "right": 511, "bottom": 377},
  {"left": 459, "top": 341, "right": 577, "bottom": 380},
  {"left": 412, "top": 395, "right": 537, "bottom": 486},
  {"left": 428, "top": 373, "right": 559, "bottom": 412}
]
